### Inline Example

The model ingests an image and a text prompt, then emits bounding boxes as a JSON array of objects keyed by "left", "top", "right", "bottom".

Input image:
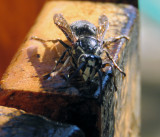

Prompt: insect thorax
[
  {"left": 70, "top": 20, "right": 97, "bottom": 37},
  {"left": 69, "top": 20, "right": 103, "bottom": 81}
]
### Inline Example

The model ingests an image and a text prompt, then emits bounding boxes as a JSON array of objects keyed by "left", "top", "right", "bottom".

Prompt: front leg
[
  {"left": 31, "top": 36, "right": 72, "bottom": 49},
  {"left": 44, "top": 56, "right": 71, "bottom": 80},
  {"left": 103, "top": 35, "right": 129, "bottom": 45},
  {"left": 97, "top": 69, "right": 103, "bottom": 94},
  {"left": 102, "top": 62, "right": 117, "bottom": 91},
  {"left": 31, "top": 36, "right": 72, "bottom": 80},
  {"left": 43, "top": 48, "right": 71, "bottom": 80},
  {"left": 30, "top": 36, "right": 60, "bottom": 44},
  {"left": 67, "top": 61, "right": 87, "bottom": 83}
]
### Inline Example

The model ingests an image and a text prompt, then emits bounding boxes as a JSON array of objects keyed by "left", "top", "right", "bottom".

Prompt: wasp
[{"left": 31, "top": 13, "right": 129, "bottom": 92}]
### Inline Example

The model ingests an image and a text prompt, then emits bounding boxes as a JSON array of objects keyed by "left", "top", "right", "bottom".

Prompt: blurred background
[
  {"left": 139, "top": 0, "right": 160, "bottom": 137},
  {"left": 0, "top": 0, "right": 159, "bottom": 137}
]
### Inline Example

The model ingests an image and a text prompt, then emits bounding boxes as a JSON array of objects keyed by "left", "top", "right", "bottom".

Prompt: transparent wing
[
  {"left": 53, "top": 13, "right": 76, "bottom": 43},
  {"left": 97, "top": 15, "right": 109, "bottom": 45}
]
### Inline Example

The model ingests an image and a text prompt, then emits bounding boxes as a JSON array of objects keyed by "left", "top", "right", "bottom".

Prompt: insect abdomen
[{"left": 79, "top": 55, "right": 102, "bottom": 81}]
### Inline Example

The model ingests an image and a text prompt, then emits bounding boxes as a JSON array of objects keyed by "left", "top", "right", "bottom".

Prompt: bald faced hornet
[{"left": 31, "top": 14, "right": 129, "bottom": 92}]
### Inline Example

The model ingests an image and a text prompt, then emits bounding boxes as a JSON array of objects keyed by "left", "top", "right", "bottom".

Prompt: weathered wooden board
[{"left": 0, "top": 1, "right": 140, "bottom": 137}]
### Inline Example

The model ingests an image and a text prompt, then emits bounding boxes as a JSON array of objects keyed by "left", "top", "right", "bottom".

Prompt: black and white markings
[
  {"left": 78, "top": 54, "right": 102, "bottom": 81},
  {"left": 31, "top": 13, "right": 129, "bottom": 92}
]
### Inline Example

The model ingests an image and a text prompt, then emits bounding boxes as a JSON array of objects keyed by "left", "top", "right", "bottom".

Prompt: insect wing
[
  {"left": 97, "top": 15, "right": 109, "bottom": 45},
  {"left": 53, "top": 14, "right": 75, "bottom": 43}
]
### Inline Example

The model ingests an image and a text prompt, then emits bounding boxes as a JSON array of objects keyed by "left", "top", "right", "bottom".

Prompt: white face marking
[
  {"left": 82, "top": 67, "right": 90, "bottom": 81},
  {"left": 84, "top": 67, "right": 90, "bottom": 76},
  {"left": 83, "top": 74, "right": 88, "bottom": 81},
  {"left": 72, "top": 50, "right": 76, "bottom": 54},
  {"left": 90, "top": 69, "right": 96, "bottom": 79},
  {"left": 88, "top": 60, "right": 95, "bottom": 66}
]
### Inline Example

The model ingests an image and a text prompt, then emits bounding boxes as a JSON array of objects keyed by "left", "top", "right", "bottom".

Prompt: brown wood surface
[{"left": 0, "top": 1, "right": 140, "bottom": 137}]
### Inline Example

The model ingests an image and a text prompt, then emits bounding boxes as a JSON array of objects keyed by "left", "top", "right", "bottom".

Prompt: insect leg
[
  {"left": 103, "top": 49, "right": 126, "bottom": 76},
  {"left": 31, "top": 36, "right": 72, "bottom": 79},
  {"left": 31, "top": 36, "right": 72, "bottom": 49},
  {"left": 102, "top": 63, "right": 117, "bottom": 91},
  {"left": 97, "top": 69, "right": 103, "bottom": 93},
  {"left": 67, "top": 62, "right": 86, "bottom": 83},
  {"left": 103, "top": 35, "right": 129, "bottom": 45},
  {"left": 44, "top": 56, "right": 71, "bottom": 80},
  {"left": 52, "top": 48, "right": 70, "bottom": 72},
  {"left": 30, "top": 36, "right": 60, "bottom": 44},
  {"left": 94, "top": 69, "right": 103, "bottom": 104},
  {"left": 44, "top": 47, "right": 71, "bottom": 80},
  {"left": 49, "top": 41, "right": 71, "bottom": 74}
]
